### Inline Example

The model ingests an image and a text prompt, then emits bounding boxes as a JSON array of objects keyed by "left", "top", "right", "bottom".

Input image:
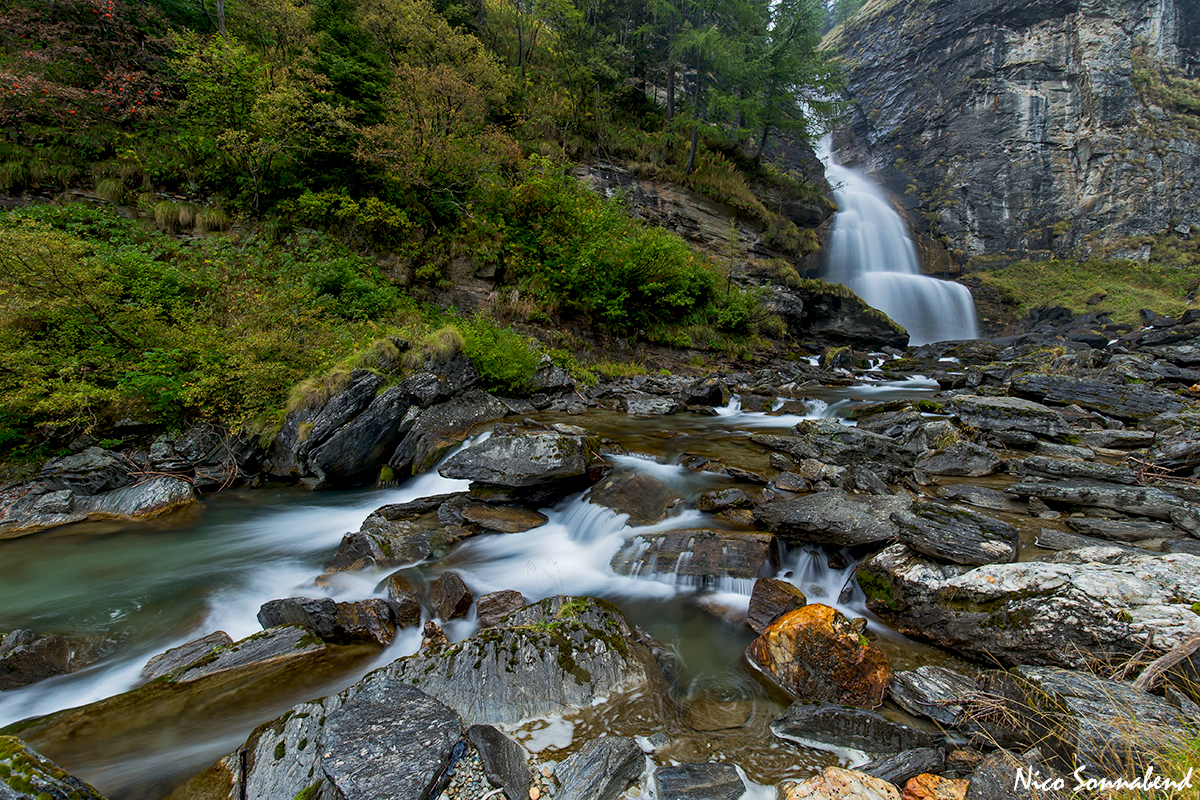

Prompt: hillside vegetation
[{"left": 0, "top": 0, "right": 839, "bottom": 467}]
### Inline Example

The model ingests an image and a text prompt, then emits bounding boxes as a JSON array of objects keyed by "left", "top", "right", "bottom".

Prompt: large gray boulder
[
  {"left": 384, "top": 596, "right": 667, "bottom": 726},
  {"left": 38, "top": 447, "right": 132, "bottom": 495},
  {"left": 307, "top": 385, "right": 412, "bottom": 483},
  {"left": 0, "top": 476, "right": 195, "bottom": 539},
  {"left": 438, "top": 431, "right": 596, "bottom": 488},
  {"left": 1006, "top": 477, "right": 1194, "bottom": 521},
  {"left": 857, "top": 545, "right": 1200, "bottom": 668},
  {"left": 945, "top": 395, "right": 1071, "bottom": 438},
  {"left": 0, "top": 630, "right": 77, "bottom": 691},
  {"left": 388, "top": 390, "right": 509, "bottom": 476},
  {"left": 752, "top": 419, "right": 920, "bottom": 468},
  {"left": 754, "top": 489, "right": 912, "bottom": 547}
]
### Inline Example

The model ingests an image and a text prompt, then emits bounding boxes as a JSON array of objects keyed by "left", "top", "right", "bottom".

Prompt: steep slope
[{"left": 826, "top": 0, "right": 1200, "bottom": 260}]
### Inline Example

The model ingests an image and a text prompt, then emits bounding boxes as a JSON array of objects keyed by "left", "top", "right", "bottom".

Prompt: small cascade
[{"left": 820, "top": 143, "right": 979, "bottom": 346}]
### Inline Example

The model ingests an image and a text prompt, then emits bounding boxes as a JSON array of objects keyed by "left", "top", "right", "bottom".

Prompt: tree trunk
[
  {"left": 753, "top": 122, "right": 771, "bottom": 169},
  {"left": 215, "top": 0, "right": 225, "bottom": 34}
]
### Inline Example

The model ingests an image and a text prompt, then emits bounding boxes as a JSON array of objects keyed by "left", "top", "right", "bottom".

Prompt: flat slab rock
[
  {"left": 140, "top": 631, "right": 233, "bottom": 682},
  {"left": 587, "top": 470, "right": 683, "bottom": 527},
  {"left": 0, "top": 476, "right": 196, "bottom": 539},
  {"left": 944, "top": 395, "right": 1071, "bottom": 437},
  {"left": 1011, "top": 373, "right": 1190, "bottom": 420},
  {"left": 1006, "top": 477, "right": 1193, "bottom": 521},
  {"left": 751, "top": 419, "right": 920, "bottom": 468},
  {"left": 654, "top": 762, "right": 746, "bottom": 800},
  {"left": 755, "top": 489, "right": 912, "bottom": 547},
  {"left": 857, "top": 545, "right": 1200, "bottom": 668},
  {"left": 889, "top": 665, "right": 978, "bottom": 727},
  {"left": 382, "top": 595, "right": 666, "bottom": 726},
  {"left": 892, "top": 501, "right": 1019, "bottom": 566}
]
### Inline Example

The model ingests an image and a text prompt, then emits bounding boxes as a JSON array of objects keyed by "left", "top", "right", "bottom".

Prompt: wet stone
[
  {"left": 892, "top": 502, "right": 1019, "bottom": 566},
  {"left": 431, "top": 571, "right": 473, "bottom": 621},
  {"left": 140, "top": 631, "right": 233, "bottom": 682},
  {"left": 0, "top": 736, "right": 105, "bottom": 800},
  {"left": 459, "top": 504, "right": 548, "bottom": 533},
  {"left": 747, "top": 577, "right": 807, "bottom": 634},
  {"left": 861, "top": 748, "right": 946, "bottom": 787},
  {"left": 554, "top": 736, "right": 644, "bottom": 800},
  {"left": 682, "top": 693, "right": 753, "bottom": 731},
  {"left": 654, "top": 762, "right": 746, "bottom": 800},
  {"left": 476, "top": 589, "right": 526, "bottom": 628},
  {"left": 587, "top": 470, "right": 683, "bottom": 526},
  {"left": 778, "top": 767, "right": 901, "bottom": 800},
  {"left": 889, "top": 666, "right": 977, "bottom": 727},
  {"left": 610, "top": 529, "right": 776, "bottom": 588},
  {"left": 771, "top": 702, "right": 940, "bottom": 764},
  {"left": 466, "top": 724, "right": 531, "bottom": 800}
]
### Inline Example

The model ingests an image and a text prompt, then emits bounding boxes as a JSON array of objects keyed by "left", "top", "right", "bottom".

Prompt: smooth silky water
[
  {"left": 0, "top": 378, "right": 969, "bottom": 798},
  {"left": 820, "top": 141, "right": 979, "bottom": 346}
]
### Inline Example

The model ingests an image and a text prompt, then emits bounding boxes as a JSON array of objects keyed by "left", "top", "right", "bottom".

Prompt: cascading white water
[{"left": 821, "top": 144, "right": 979, "bottom": 346}]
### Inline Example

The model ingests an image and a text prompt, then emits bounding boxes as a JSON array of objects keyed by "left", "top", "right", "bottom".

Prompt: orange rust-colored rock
[
  {"left": 901, "top": 774, "right": 969, "bottom": 800},
  {"left": 745, "top": 603, "right": 892, "bottom": 708},
  {"left": 778, "top": 767, "right": 901, "bottom": 799}
]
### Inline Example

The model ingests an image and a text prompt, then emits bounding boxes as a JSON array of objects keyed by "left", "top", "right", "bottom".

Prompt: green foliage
[{"left": 457, "top": 315, "right": 540, "bottom": 393}]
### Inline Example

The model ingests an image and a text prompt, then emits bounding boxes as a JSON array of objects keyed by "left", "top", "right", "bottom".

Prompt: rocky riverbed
[{"left": 2, "top": 304, "right": 1200, "bottom": 800}]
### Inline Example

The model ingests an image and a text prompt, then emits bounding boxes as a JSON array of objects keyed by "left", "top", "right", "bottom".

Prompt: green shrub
[{"left": 458, "top": 316, "right": 539, "bottom": 393}]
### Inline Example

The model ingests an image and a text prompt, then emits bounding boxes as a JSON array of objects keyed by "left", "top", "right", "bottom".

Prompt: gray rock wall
[{"left": 829, "top": 0, "right": 1200, "bottom": 258}]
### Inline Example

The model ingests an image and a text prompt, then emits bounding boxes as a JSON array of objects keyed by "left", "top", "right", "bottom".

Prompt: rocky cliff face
[{"left": 829, "top": 0, "right": 1200, "bottom": 260}]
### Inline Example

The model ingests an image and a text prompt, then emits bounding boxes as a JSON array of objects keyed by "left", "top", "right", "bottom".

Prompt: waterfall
[{"left": 820, "top": 145, "right": 979, "bottom": 346}]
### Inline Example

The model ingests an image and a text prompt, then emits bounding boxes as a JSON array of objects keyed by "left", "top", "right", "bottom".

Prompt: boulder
[
  {"left": 397, "top": 352, "right": 479, "bottom": 408},
  {"left": 256, "top": 597, "right": 397, "bottom": 645},
  {"left": 696, "top": 488, "right": 758, "bottom": 513},
  {"left": 944, "top": 396, "right": 1071, "bottom": 438},
  {"left": 326, "top": 513, "right": 462, "bottom": 572},
  {"left": 438, "top": 431, "right": 594, "bottom": 487},
  {"left": 384, "top": 575, "right": 423, "bottom": 628},
  {"left": 889, "top": 666, "right": 977, "bottom": 727},
  {"left": 861, "top": 749, "right": 947, "bottom": 787},
  {"left": 587, "top": 471, "right": 683, "bottom": 527},
  {"left": 388, "top": 390, "right": 509, "bottom": 476},
  {"left": 383, "top": 596, "right": 667, "bottom": 726},
  {"left": 307, "top": 385, "right": 412, "bottom": 483},
  {"left": 1, "top": 476, "right": 196, "bottom": 539},
  {"left": 0, "top": 630, "right": 76, "bottom": 691},
  {"left": 778, "top": 767, "right": 901, "bottom": 800},
  {"left": 0, "top": 736, "right": 105, "bottom": 800},
  {"left": 623, "top": 392, "right": 684, "bottom": 416},
  {"left": 914, "top": 442, "right": 1002, "bottom": 477},
  {"left": 1011, "top": 374, "right": 1190, "bottom": 421},
  {"left": 476, "top": 590, "right": 526, "bottom": 628},
  {"left": 430, "top": 571, "right": 473, "bottom": 621},
  {"left": 746, "top": 604, "right": 892, "bottom": 708},
  {"left": 856, "top": 545, "right": 1200, "bottom": 668},
  {"left": 555, "top": 736, "right": 644, "bottom": 800},
  {"left": 892, "top": 502, "right": 1019, "bottom": 566},
  {"left": 771, "top": 703, "right": 940, "bottom": 765},
  {"left": 1064, "top": 517, "right": 1186, "bottom": 543},
  {"left": 752, "top": 419, "right": 920, "bottom": 468},
  {"left": 459, "top": 504, "right": 548, "bottom": 533},
  {"left": 935, "top": 485, "right": 1026, "bottom": 513},
  {"left": 1033, "top": 528, "right": 1150, "bottom": 554},
  {"left": 467, "top": 724, "right": 531, "bottom": 800},
  {"left": 302, "top": 369, "right": 386, "bottom": 454},
  {"left": 609, "top": 529, "right": 776, "bottom": 589},
  {"left": 768, "top": 278, "right": 910, "bottom": 350},
  {"left": 747, "top": 577, "right": 807, "bottom": 634},
  {"left": 38, "top": 447, "right": 132, "bottom": 495},
  {"left": 654, "top": 763, "right": 745, "bottom": 800},
  {"left": 139, "top": 631, "right": 233, "bottom": 682},
  {"left": 755, "top": 489, "right": 911, "bottom": 547}
]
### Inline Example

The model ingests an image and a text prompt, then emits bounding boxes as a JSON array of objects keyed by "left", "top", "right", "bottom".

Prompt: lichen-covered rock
[
  {"left": 746, "top": 604, "right": 892, "bottom": 708},
  {"left": 900, "top": 774, "right": 968, "bottom": 800},
  {"left": 388, "top": 390, "right": 508, "bottom": 476},
  {"left": 139, "top": 631, "right": 232, "bottom": 682},
  {"left": 1011, "top": 374, "right": 1190, "bottom": 421},
  {"left": 383, "top": 596, "right": 667, "bottom": 726},
  {"left": 778, "top": 766, "right": 901, "bottom": 800},
  {"left": 755, "top": 489, "right": 912, "bottom": 547},
  {"left": 753, "top": 418, "right": 921, "bottom": 468},
  {"left": 326, "top": 510, "right": 463, "bottom": 572},
  {"left": 857, "top": 545, "right": 1200, "bottom": 667},
  {"left": 0, "top": 736, "right": 105, "bottom": 800},
  {"left": 38, "top": 447, "right": 132, "bottom": 496}
]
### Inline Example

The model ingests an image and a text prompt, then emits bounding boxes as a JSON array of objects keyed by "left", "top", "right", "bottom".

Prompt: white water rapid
[{"left": 820, "top": 145, "right": 979, "bottom": 346}]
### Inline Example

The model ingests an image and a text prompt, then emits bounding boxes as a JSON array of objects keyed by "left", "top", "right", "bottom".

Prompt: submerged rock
[
  {"left": 654, "top": 762, "right": 746, "bottom": 800},
  {"left": 383, "top": 596, "right": 667, "bottom": 726},
  {"left": 746, "top": 604, "right": 892, "bottom": 708},
  {"left": 771, "top": 702, "right": 939, "bottom": 765}
]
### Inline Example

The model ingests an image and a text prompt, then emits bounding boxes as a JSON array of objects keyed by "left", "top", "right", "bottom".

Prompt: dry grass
[{"left": 401, "top": 325, "right": 465, "bottom": 370}]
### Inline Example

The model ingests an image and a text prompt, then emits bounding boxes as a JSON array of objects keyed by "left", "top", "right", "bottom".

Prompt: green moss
[
  {"left": 274, "top": 740, "right": 286, "bottom": 760},
  {"left": 1191, "top": 602, "right": 1200, "bottom": 616},
  {"left": 293, "top": 781, "right": 324, "bottom": 800},
  {"left": 855, "top": 569, "right": 900, "bottom": 611}
]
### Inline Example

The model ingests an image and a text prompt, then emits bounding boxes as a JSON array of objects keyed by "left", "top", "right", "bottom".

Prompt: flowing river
[{"left": 0, "top": 376, "right": 966, "bottom": 799}]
